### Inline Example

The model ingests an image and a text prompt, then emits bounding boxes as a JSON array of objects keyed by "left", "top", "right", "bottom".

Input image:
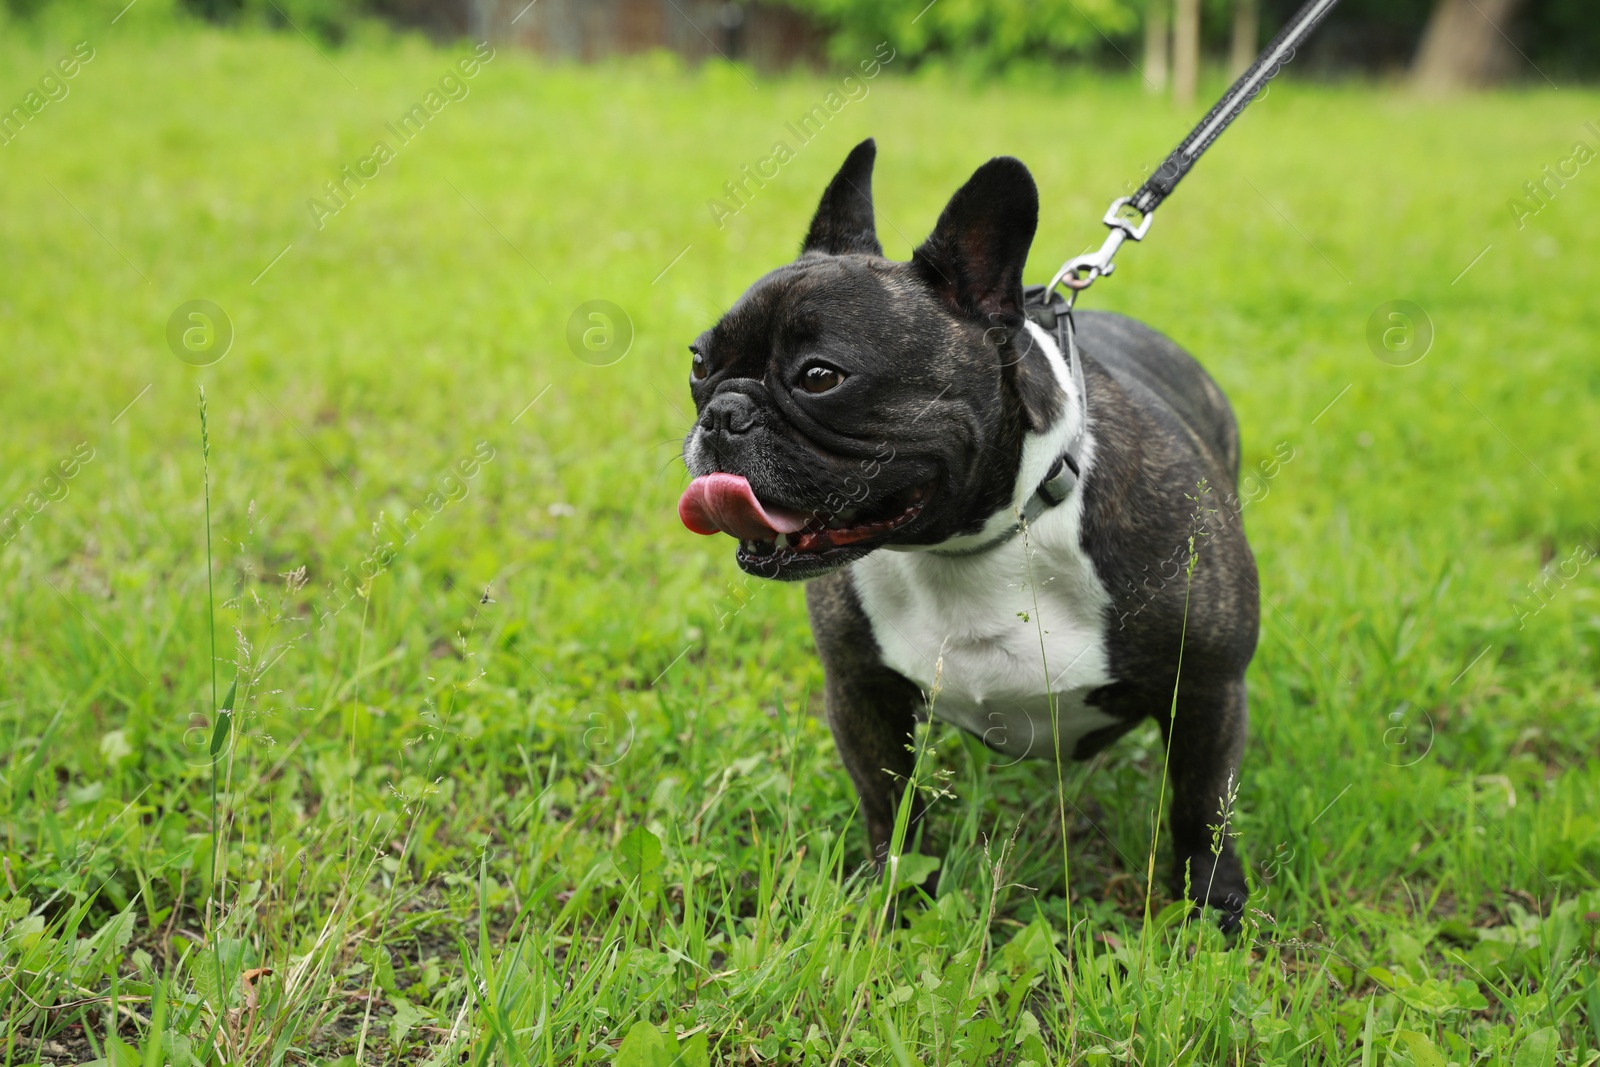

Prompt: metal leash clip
[{"left": 1048, "top": 197, "right": 1155, "bottom": 306}]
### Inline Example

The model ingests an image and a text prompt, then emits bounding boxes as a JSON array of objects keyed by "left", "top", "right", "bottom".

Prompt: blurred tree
[
  {"left": 1412, "top": 0, "right": 1529, "bottom": 91},
  {"left": 1143, "top": 0, "right": 1169, "bottom": 92},
  {"left": 1172, "top": 0, "right": 1199, "bottom": 103},
  {"left": 1229, "top": 0, "right": 1258, "bottom": 76}
]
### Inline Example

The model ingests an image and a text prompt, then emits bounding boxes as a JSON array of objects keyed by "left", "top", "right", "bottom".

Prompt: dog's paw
[
  {"left": 1175, "top": 888, "right": 1246, "bottom": 934},
  {"left": 1172, "top": 855, "right": 1248, "bottom": 934},
  {"left": 1210, "top": 889, "right": 1247, "bottom": 934}
]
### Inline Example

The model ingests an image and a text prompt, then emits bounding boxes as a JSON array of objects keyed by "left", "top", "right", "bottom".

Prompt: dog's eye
[
  {"left": 800, "top": 364, "right": 845, "bottom": 394},
  {"left": 690, "top": 349, "right": 708, "bottom": 380}
]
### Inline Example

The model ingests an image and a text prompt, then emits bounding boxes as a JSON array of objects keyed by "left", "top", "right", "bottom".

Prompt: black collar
[{"left": 926, "top": 288, "right": 1088, "bottom": 559}]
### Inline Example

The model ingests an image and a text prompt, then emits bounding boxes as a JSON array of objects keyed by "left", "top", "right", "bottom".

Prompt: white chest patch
[{"left": 850, "top": 322, "right": 1117, "bottom": 761}]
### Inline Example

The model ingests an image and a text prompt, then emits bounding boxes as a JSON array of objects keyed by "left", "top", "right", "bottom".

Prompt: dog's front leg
[
  {"left": 1160, "top": 677, "right": 1250, "bottom": 930},
  {"left": 823, "top": 665, "right": 927, "bottom": 869},
  {"left": 806, "top": 576, "right": 932, "bottom": 875}
]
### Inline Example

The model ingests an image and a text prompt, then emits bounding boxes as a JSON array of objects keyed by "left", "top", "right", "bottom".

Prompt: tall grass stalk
[
  {"left": 345, "top": 592, "right": 370, "bottom": 868},
  {"left": 1139, "top": 485, "right": 1211, "bottom": 973},
  {"left": 1018, "top": 518, "right": 1076, "bottom": 950},
  {"left": 198, "top": 386, "right": 218, "bottom": 896},
  {"left": 196, "top": 384, "right": 237, "bottom": 1062}
]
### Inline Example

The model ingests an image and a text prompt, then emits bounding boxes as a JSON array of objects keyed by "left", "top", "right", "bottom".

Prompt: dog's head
[{"left": 679, "top": 139, "right": 1063, "bottom": 580}]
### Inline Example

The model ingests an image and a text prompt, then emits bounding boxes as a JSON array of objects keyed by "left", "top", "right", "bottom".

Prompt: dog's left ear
[
  {"left": 802, "top": 138, "right": 883, "bottom": 257},
  {"left": 912, "top": 157, "right": 1038, "bottom": 322}
]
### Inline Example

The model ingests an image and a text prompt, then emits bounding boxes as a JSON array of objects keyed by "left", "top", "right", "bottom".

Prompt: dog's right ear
[{"left": 801, "top": 138, "right": 883, "bottom": 257}]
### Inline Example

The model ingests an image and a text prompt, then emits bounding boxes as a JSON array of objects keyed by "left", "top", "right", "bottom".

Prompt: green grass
[{"left": 3, "top": 11, "right": 1600, "bottom": 1066}]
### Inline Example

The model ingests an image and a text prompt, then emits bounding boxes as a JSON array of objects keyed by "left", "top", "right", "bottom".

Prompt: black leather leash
[{"left": 1047, "top": 0, "right": 1343, "bottom": 302}]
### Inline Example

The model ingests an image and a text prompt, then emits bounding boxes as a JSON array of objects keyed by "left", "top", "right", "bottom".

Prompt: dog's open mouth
[{"left": 679, "top": 472, "right": 931, "bottom": 573}]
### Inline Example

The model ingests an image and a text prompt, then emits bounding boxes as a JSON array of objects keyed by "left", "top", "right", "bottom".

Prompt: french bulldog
[{"left": 677, "top": 139, "right": 1259, "bottom": 928}]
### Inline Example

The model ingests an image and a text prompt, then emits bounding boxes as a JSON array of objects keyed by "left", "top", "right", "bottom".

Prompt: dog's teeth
[{"left": 774, "top": 533, "right": 789, "bottom": 551}]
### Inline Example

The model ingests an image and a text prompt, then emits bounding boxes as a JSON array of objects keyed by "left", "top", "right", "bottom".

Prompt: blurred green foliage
[
  {"left": 1266, "top": 0, "right": 1600, "bottom": 78},
  {"left": 170, "top": 0, "right": 378, "bottom": 44},
  {"left": 788, "top": 0, "right": 1600, "bottom": 78},
  {"left": 0, "top": 0, "right": 392, "bottom": 44},
  {"left": 783, "top": 0, "right": 1141, "bottom": 74},
  {"left": 4, "top": 0, "right": 1599, "bottom": 77}
]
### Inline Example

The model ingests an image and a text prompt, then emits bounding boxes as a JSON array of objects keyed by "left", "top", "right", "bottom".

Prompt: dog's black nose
[{"left": 701, "top": 391, "right": 758, "bottom": 437}]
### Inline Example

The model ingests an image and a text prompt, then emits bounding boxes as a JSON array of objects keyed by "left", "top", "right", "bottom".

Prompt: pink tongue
[{"left": 679, "top": 473, "right": 809, "bottom": 541}]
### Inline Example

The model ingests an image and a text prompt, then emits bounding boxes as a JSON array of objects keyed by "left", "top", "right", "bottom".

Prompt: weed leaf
[
  {"left": 1395, "top": 1030, "right": 1446, "bottom": 1067},
  {"left": 615, "top": 1020, "right": 671, "bottom": 1067},
  {"left": 891, "top": 852, "right": 939, "bottom": 893},
  {"left": 1512, "top": 1027, "right": 1559, "bottom": 1067},
  {"left": 677, "top": 1031, "right": 709, "bottom": 1067},
  {"left": 616, "top": 825, "right": 664, "bottom": 891},
  {"left": 209, "top": 676, "right": 237, "bottom": 757}
]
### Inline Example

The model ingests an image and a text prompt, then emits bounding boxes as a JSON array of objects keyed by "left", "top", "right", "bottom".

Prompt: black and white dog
[{"left": 678, "top": 140, "right": 1259, "bottom": 926}]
